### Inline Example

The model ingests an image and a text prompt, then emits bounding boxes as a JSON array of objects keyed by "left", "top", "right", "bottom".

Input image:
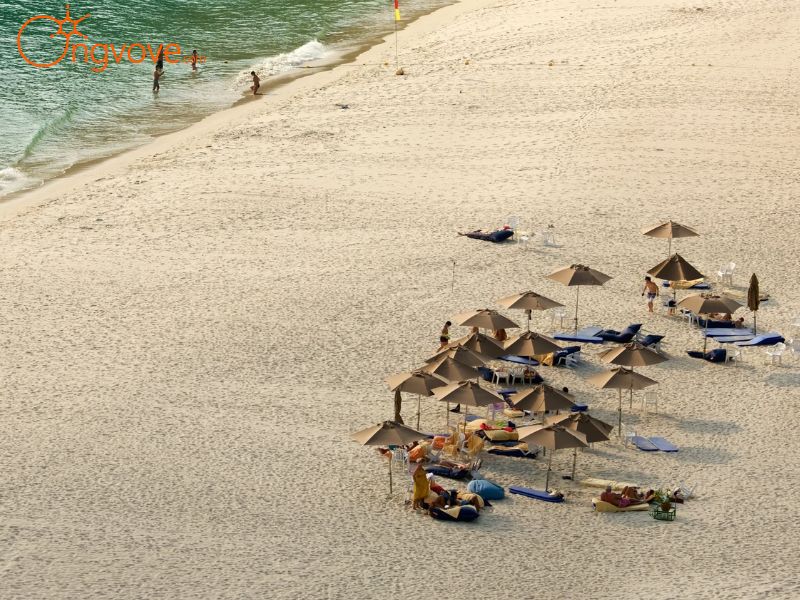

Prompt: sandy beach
[{"left": 2, "top": 0, "right": 799, "bottom": 597}]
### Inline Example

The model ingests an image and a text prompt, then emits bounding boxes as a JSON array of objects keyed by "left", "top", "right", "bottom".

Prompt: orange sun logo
[{"left": 17, "top": 4, "right": 92, "bottom": 68}]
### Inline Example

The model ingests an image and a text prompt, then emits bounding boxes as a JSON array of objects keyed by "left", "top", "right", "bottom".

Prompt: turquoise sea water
[{"left": 0, "top": 1, "right": 446, "bottom": 197}]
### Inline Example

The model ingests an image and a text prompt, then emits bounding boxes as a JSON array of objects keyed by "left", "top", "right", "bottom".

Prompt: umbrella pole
[
  {"left": 572, "top": 448, "right": 577, "bottom": 480},
  {"left": 703, "top": 317, "right": 709, "bottom": 353},
  {"left": 545, "top": 451, "right": 553, "bottom": 491},
  {"left": 630, "top": 369, "right": 634, "bottom": 409},
  {"left": 618, "top": 388, "right": 623, "bottom": 437},
  {"left": 446, "top": 402, "right": 450, "bottom": 427},
  {"left": 416, "top": 394, "right": 421, "bottom": 431},
  {"left": 574, "top": 286, "right": 580, "bottom": 333},
  {"left": 668, "top": 237, "right": 672, "bottom": 260},
  {"left": 388, "top": 457, "right": 393, "bottom": 496}
]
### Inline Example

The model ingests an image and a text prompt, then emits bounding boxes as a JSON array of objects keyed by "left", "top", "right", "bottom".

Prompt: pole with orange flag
[{"left": 393, "top": 0, "right": 400, "bottom": 69}]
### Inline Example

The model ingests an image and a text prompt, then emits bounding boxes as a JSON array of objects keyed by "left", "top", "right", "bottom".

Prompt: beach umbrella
[
  {"left": 421, "top": 356, "right": 478, "bottom": 382},
  {"left": 511, "top": 384, "right": 576, "bottom": 414},
  {"left": 497, "top": 291, "right": 564, "bottom": 331},
  {"left": 386, "top": 369, "right": 445, "bottom": 429},
  {"left": 545, "top": 412, "right": 613, "bottom": 479},
  {"left": 598, "top": 342, "right": 667, "bottom": 368},
  {"left": 516, "top": 424, "right": 588, "bottom": 491},
  {"left": 503, "top": 331, "right": 563, "bottom": 358},
  {"left": 351, "top": 420, "right": 426, "bottom": 494},
  {"left": 748, "top": 273, "right": 760, "bottom": 336},
  {"left": 448, "top": 331, "right": 506, "bottom": 358},
  {"left": 433, "top": 380, "right": 503, "bottom": 428},
  {"left": 677, "top": 293, "right": 743, "bottom": 352},
  {"left": 453, "top": 309, "right": 518, "bottom": 331},
  {"left": 587, "top": 367, "right": 658, "bottom": 435},
  {"left": 425, "top": 345, "right": 487, "bottom": 367},
  {"left": 547, "top": 264, "right": 612, "bottom": 333},
  {"left": 647, "top": 253, "right": 705, "bottom": 303},
  {"left": 642, "top": 220, "right": 699, "bottom": 258}
]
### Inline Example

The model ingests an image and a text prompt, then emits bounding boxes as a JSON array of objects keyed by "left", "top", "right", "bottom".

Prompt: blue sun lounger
[
  {"left": 499, "top": 355, "right": 540, "bottom": 366},
  {"left": 554, "top": 326, "right": 604, "bottom": 344},
  {"left": 713, "top": 335, "right": 754, "bottom": 344},
  {"left": 509, "top": 486, "right": 564, "bottom": 502},
  {"left": 734, "top": 332, "right": 785, "bottom": 347},
  {"left": 649, "top": 437, "right": 679, "bottom": 452},
  {"left": 631, "top": 436, "right": 659, "bottom": 451},
  {"left": 704, "top": 328, "right": 754, "bottom": 338}
]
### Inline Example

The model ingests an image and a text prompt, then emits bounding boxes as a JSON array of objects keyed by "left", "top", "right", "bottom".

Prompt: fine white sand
[{"left": 2, "top": 0, "right": 799, "bottom": 597}]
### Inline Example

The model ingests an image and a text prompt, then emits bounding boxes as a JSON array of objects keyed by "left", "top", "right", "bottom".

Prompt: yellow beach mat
[
  {"left": 580, "top": 477, "right": 638, "bottom": 491},
  {"left": 669, "top": 278, "right": 705, "bottom": 290},
  {"left": 592, "top": 499, "right": 650, "bottom": 513}
]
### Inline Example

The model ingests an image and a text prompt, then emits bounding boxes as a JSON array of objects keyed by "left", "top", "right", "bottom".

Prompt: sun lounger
[
  {"left": 704, "top": 328, "right": 754, "bottom": 338},
  {"left": 509, "top": 486, "right": 564, "bottom": 502},
  {"left": 649, "top": 437, "right": 679, "bottom": 452},
  {"left": 687, "top": 348, "right": 727, "bottom": 363},
  {"left": 592, "top": 499, "right": 651, "bottom": 512},
  {"left": 631, "top": 436, "right": 659, "bottom": 451},
  {"left": 713, "top": 335, "right": 754, "bottom": 343},
  {"left": 639, "top": 334, "right": 665, "bottom": 350},
  {"left": 552, "top": 345, "right": 581, "bottom": 366},
  {"left": 734, "top": 332, "right": 785, "bottom": 347},
  {"left": 499, "top": 355, "right": 540, "bottom": 366},
  {"left": 580, "top": 478, "right": 638, "bottom": 491},
  {"left": 697, "top": 317, "right": 742, "bottom": 328},
  {"left": 597, "top": 324, "right": 642, "bottom": 343},
  {"left": 487, "top": 445, "right": 538, "bottom": 459},
  {"left": 554, "top": 331, "right": 604, "bottom": 344}
]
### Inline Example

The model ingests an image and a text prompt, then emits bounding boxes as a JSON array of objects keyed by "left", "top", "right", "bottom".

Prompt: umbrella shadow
[
  {"left": 765, "top": 371, "right": 800, "bottom": 388},
  {"left": 672, "top": 416, "right": 743, "bottom": 435},
  {"left": 669, "top": 446, "right": 736, "bottom": 465}
]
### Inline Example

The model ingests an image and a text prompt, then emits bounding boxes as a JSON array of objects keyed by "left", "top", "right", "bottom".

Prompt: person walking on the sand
[
  {"left": 250, "top": 71, "right": 260, "bottom": 95},
  {"left": 642, "top": 276, "right": 659, "bottom": 312},
  {"left": 438, "top": 321, "right": 452, "bottom": 350}
]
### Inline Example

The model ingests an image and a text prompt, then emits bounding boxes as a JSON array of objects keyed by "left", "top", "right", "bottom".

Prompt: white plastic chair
[
  {"left": 517, "top": 234, "right": 530, "bottom": 249},
  {"left": 509, "top": 366, "right": 525, "bottom": 385},
  {"left": 765, "top": 342, "right": 786, "bottom": 365},
  {"left": 727, "top": 347, "right": 744, "bottom": 365},
  {"left": 716, "top": 262, "right": 735, "bottom": 286},
  {"left": 492, "top": 368, "right": 511, "bottom": 385},
  {"left": 550, "top": 307, "right": 567, "bottom": 331},
  {"left": 641, "top": 390, "right": 658, "bottom": 414},
  {"left": 678, "top": 482, "right": 697, "bottom": 500},
  {"left": 788, "top": 339, "right": 800, "bottom": 362},
  {"left": 621, "top": 423, "right": 636, "bottom": 447},
  {"left": 506, "top": 215, "right": 521, "bottom": 239},
  {"left": 541, "top": 228, "right": 556, "bottom": 247}
]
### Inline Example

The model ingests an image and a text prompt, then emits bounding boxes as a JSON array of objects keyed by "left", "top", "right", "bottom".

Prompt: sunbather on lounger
[{"left": 601, "top": 485, "right": 645, "bottom": 507}]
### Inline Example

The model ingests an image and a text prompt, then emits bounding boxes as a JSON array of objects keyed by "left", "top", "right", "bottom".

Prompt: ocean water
[{"left": 0, "top": 0, "right": 446, "bottom": 197}]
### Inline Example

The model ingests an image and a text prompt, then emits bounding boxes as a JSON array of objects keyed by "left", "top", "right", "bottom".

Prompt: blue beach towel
[
  {"left": 509, "top": 486, "right": 564, "bottom": 502},
  {"left": 631, "top": 436, "right": 659, "bottom": 451},
  {"left": 649, "top": 437, "right": 679, "bottom": 452}
]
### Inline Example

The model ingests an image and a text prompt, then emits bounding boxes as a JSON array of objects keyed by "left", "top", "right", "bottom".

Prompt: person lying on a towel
[
  {"left": 457, "top": 226, "right": 514, "bottom": 243},
  {"left": 600, "top": 485, "right": 649, "bottom": 508}
]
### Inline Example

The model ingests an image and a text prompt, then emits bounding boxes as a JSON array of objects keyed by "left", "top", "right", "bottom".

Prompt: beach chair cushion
[
  {"left": 592, "top": 498, "right": 651, "bottom": 512},
  {"left": 705, "top": 328, "right": 754, "bottom": 337},
  {"left": 509, "top": 486, "right": 564, "bottom": 502},
  {"left": 649, "top": 437, "right": 679, "bottom": 452},
  {"left": 468, "top": 479, "right": 505, "bottom": 500},
  {"left": 631, "top": 436, "right": 659, "bottom": 451},
  {"left": 553, "top": 333, "right": 604, "bottom": 344},
  {"left": 429, "top": 505, "right": 480, "bottom": 522},
  {"left": 734, "top": 332, "right": 785, "bottom": 347},
  {"left": 639, "top": 334, "right": 665, "bottom": 347},
  {"left": 503, "top": 408, "right": 525, "bottom": 418},
  {"left": 598, "top": 324, "right": 642, "bottom": 342},
  {"left": 487, "top": 444, "right": 538, "bottom": 459}
]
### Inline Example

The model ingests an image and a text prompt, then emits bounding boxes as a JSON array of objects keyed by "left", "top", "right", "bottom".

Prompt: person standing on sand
[
  {"left": 250, "top": 71, "right": 260, "bottom": 95},
  {"left": 152, "top": 67, "right": 162, "bottom": 93},
  {"left": 642, "top": 276, "right": 659, "bottom": 312},
  {"left": 438, "top": 321, "right": 452, "bottom": 350}
]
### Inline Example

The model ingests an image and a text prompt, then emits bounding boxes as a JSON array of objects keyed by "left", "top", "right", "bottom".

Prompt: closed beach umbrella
[
  {"left": 748, "top": 273, "right": 760, "bottom": 335},
  {"left": 547, "top": 264, "right": 612, "bottom": 333},
  {"left": 511, "top": 384, "right": 576, "bottom": 414},
  {"left": 425, "top": 345, "right": 487, "bottom": 367},
  {"left": 448, "top": 331, "right": 506, "bottom": 358},
  {"left": 545, "top": 412, "right": 613, "bottom": 479},
  {"left": 453, "top": 308, "right": 518, "bottom": 331},
  {"left": 677, "top": 293, "right": 743, "bottom": 352},
  {"left": 587, "top": 367, "right": 658, "bottom": 435},
  {"left": 642, "top": 220, "right": 699, "bottom": 258},
  {"left": 386, "top": 369, "right": 445, "bottom": 429},
  {"left": 503, "top": 331, "right": 563, "bottom": 358},
  {"left": 516, "top": 424, "right": 588, "bottom": 491},
  {"left": 351, "top": 420, "right": 426, "bottom": 494},
  {"left": 497, "top": 291, "right": 564, "bottom": 331}
]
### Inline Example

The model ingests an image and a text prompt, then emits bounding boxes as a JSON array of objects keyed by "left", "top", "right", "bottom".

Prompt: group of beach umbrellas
[{"left": 355, "top": 219, "right": 759, "bottom": 495}]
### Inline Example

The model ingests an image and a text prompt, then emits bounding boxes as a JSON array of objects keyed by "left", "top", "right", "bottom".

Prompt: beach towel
[
  {"left": 509, "top": 486, "right": 564, "bottom": 502},
  {"left": 631, "top": 436, "right": 659, "bottom": 451},
  {"left": 592, "top": 498, "right": 650, "bottom": 512},
  {"left": 429, "top": 505, "right": 480, "bottom": 522},
  {"left": 734, "top": 332, "right": 785, "bottom": 347},
  {"left": 649, "top": 437, "right": 679, "bottom": 452},
  {"left": 580, "top": 478, "right": 638, "bottom": 491},
  {"left": 462, "top": 229, "right": 514, "bottom": 243}
]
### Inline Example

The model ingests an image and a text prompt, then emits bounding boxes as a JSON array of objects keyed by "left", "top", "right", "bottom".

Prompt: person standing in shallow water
[
  {"left": 250, "top": 71, "right": 260, "bottom": 95},
  {"left": 191, "top": 50, "right": 198, "bottom": 71},
  {"left": 152, "top": 67, "right": 162, "bottom": 93}
]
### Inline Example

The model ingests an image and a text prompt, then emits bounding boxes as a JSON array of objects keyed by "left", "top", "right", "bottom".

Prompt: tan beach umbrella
[
  {"left": 453, "top": 308, "right": 518, "bottom": 331},
  {"left": 503, "top": 331, "right": 563, "bottom": 358},
  {"left": 511, "top": 384, "right": 576, "bottom": 414},
  {"left": 545, "top": 412, "right": 613, "bottom": 479},
  {"left": 386, "top": 369, "right": 445, "bottom": 429},
  {"left": 421, "top": 356, "right": 478, "bottom": 382},
  {"left": 648, "top": 253, "right": 704, "bottom": 283},
  {"left": 432, "top": 380, "right": 503, "bottom": 408},
  {"left": 351, "top": 420, "right": 426, "bottom": 494},
  {"left": 547, "top": 264, "right": 612, "bottom": 333},
  {"left": 497, "top": 291, "right": 564, "bottom": 331},
  {"left": 642, "top": 220, "right": 699, "bottom": 257},
  {"left": 677, "top": 293, "right": 743, "bottom": 352},
  {"left": 448, "top": 331, "right": 506, "bottom": 358},
  {"left": 425, "top": 345, "right": 487, "bottom": 367},
  {"left": 516, "top": 424, "right": 588, "bottom": 491},
  {"left": 748, "top": 273, "right": 760, "bottom": 336},
  {"left": 599, "top": 342, "right": 667, "bottom": 368},
  {"left": 587, "top": 367, "right": 658, "bottom": 435}
]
